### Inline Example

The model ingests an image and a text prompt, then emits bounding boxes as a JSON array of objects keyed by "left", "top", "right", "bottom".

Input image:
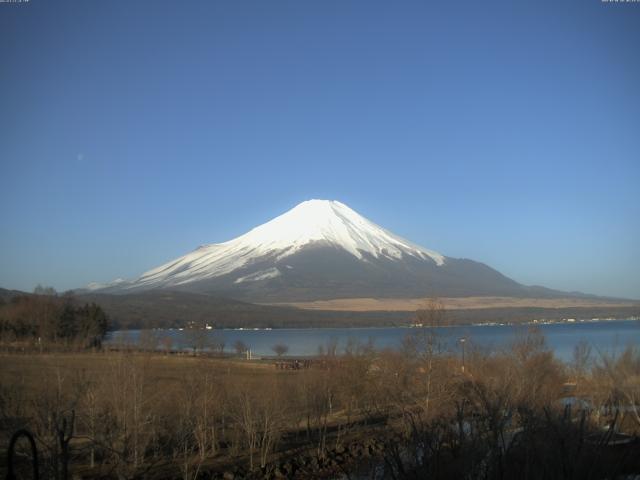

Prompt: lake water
[{"left": 106, "top": 319, "right": 640, "bottom": 362}]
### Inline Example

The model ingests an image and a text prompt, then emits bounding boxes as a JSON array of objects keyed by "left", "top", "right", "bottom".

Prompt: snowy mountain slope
[
  {"left": 89, "top": 199, "right": 547, "bottom": 301},
  {"left": 118, "top": 200, "right": 445, "bottom": 290}
]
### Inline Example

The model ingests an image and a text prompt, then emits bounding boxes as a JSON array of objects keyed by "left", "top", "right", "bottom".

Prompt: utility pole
[{"left": 460, "top": 337, "right": 466, "bottom": 373}]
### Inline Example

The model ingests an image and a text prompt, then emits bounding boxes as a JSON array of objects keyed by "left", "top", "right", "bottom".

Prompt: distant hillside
[
  {"left": 3, "top": 287, "right": 637, "bottom": 330},
  {"left": 78, "top": 290, "right": 408, "bottom": 329},
  {"left": 0, "top": 287, "right": 27, "bottom": 303},
  {"left": 78, "top": 290, "right": 640, "bottom": 330}
]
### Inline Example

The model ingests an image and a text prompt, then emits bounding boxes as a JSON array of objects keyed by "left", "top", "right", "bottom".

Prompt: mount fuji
[{"left": 88, "top": 200, "right": 560, "bottom": 301}]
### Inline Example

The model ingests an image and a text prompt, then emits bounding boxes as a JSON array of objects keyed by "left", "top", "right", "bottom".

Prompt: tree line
[{"left": 0, "top": 287, "right": 109, "bottom": 348}]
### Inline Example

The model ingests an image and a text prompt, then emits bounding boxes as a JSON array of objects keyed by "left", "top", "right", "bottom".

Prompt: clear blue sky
[{"left": 1, "top": 0, "right": 638, "bottom": 299}]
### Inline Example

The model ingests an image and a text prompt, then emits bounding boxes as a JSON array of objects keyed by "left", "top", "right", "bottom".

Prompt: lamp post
[{"left": 460, "top": 337, "right": 466, "bottom": 373}]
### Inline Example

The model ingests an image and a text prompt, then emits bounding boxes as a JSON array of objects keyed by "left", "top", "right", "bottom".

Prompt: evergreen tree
[{"left": 57, "top": 303, "right": 79, "bottom": 341}]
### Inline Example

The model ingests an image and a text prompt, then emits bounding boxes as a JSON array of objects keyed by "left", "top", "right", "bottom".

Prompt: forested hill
[
  {"left": 2, "top": 288, "right": 638, "bottom": 332},
  {"left": 77, "top": 290, "right": 410, "bottom": 329},
  {"left": 80, "top": 290, "right": 640, "bottom": 330}
]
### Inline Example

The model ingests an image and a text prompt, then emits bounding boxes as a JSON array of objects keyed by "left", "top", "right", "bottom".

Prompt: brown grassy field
[
  {"left": 2, "top": 343, "right": 639, "bottom": 480},
  {"left": 0, "top": 352, "right": 303, "bottom": 479},
  {"left": 0, "top": 352, "right": 282, "bottom": 399},
  {"left": 268, "top": 296, "right": 639, "bottom": 312},
  {"left": 0, "top": 350, "right": 273, "bottom": 372}
]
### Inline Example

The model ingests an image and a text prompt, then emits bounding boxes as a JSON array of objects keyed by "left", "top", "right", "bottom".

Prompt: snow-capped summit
[
  {"left": 128, "top": 199, "right": 444, "bottom": 290},
  {"left": 219, "top": 199, "right": 444, "bottom": 264},
  {"left": 89, "top": 199, "right": 528, "bottom": 301}
]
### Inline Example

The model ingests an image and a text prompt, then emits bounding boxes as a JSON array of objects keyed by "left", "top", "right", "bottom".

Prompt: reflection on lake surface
[{"left": 106, "top": 319, "right": 640, "bottom": 362}]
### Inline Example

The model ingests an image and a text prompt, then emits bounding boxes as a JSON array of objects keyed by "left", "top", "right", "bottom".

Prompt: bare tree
[
  {"left": 317, "top": 337, "right": 339, "bottom": 358},
  {"left": 27, "top": 366, "right": 90, "bottom": 480},
  {"left": 257, "top": 383, "right": 286, "bottom": 468},
  {"left": 401, "top": 297, "right": 450, "bottom": 419},
  {"left": 593, "top": 346, "right": 640, "bottom": 428},
  {"left": 572, "top": 340, "right": 592, "bottom": 377},
  {"left": 138, "top": 329, "right": 160, "bottom": 352},
  {"left": 509, "top": 327, "right": 564, "bottom": 409},
  {"left": 272, "top": 343, "right": 289, "bottom": 357},
  {"left": 160, "top": 335, "right": 173, "bottom": 355},
  {"left": 234, "top": 340, "right": 248, "bottom": 356},
  {"left": 183, "top": 328, "right": 210, "bottom": 355},
  {"left": 79, "top": 380, "right": 101, "bottom": 469},
  {"left": 297, "top": 367, "right": 335, "bottom": 457},
  {"left": 231, "top": 388, "right": 259, "bottom": 470},
  {"left": 101, "top": 354, "right": 159, "bottom": 477},
  {"left": 173, "top": 367, "right": 222, "bottom": 480},
  {"left": 210, "top": 332, "right": 226, "bottom": 356}
]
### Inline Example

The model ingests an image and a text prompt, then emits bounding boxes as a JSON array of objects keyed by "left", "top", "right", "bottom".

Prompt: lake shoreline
[
  {"left": 106, "top": 318, "right": 640, "bottom": 362},
  {"left": 106, "top": 315, "right": 639, "bottom": 334}
]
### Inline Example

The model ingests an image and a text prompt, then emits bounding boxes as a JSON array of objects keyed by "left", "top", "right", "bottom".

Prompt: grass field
[
  {"left": 0, "top": 351, "right": 281, "bottom": 396},
  {"left": 269, "top": 295, "right": 640, "bottom": 311},
  {"left": 1, "top": 345, "right": 638, "bottom": 479},
  {"left": 0, "top": 352, "right": 304, "bottom": 478}
]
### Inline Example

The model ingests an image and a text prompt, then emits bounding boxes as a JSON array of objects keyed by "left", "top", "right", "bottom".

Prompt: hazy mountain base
[
  {"left": 93, "top": 244, "right": 584, "bottom": 302},
  {"left": 77, "top": 290, "right": 640, "bottom": 330}
]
